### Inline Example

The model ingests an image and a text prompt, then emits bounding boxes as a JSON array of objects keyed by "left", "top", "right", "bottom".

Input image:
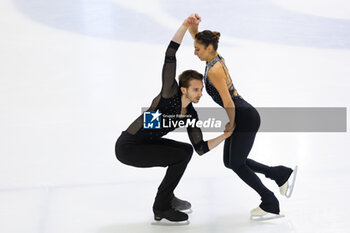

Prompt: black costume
[
  {"left": 204, "top": 54, "right": 292, "bottom": 214},
  {"left": 115, "top": 41, "right": 209, "bottom": 214}
]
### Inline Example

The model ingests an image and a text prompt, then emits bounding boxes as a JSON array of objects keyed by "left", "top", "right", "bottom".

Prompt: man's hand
[
  {"left": 223, "top": 130, "right": 233, "bottom": 139},
  {"left": 183, "top": 15, "right": 197, "bottom": 27},
  {"left": 187, "top": 13, "right": 201, "bottom": 38},
  {"left": 224, "top": 122, "right": 236, "bottom": 138},
  {"left": 190, "top": 13, "right": 201, "bottom": 25}
]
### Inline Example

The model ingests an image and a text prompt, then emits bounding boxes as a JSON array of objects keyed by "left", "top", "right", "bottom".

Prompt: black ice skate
[
  {"left": 171, "top": 196, "right": 192, "bottom": 213},
  {"left": 152, "top": 208, "right": 189, "bottom": 225}
]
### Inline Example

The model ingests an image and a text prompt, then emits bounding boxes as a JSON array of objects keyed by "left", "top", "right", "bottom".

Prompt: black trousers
[
  {"left": 115, "top": 131, "right": 193, "bottom": 211},
  {"left": 224, "top": 97, "right": 283, "bottom": 200}
]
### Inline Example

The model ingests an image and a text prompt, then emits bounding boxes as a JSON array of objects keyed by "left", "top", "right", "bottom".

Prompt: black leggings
[
  {"left": 223, "top": 97, "right": 290, "bottom": 212},
  {"left": 115, "top": 131, "right": 193, "bottom": 211}
]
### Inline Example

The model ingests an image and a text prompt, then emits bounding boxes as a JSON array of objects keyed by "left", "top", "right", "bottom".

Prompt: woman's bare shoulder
[{"left": 209, "top": 62, "right": 224, "bottom": 75}]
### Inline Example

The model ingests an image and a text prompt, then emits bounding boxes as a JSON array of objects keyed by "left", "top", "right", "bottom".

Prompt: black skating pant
[
  {"left": 115, "top": 131, "right": 193, "bottom": 211},
  {"left": 224, "top": 97, "right": 292, "bottom": 214}
]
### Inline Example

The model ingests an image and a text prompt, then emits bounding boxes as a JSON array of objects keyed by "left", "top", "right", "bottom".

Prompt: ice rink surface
[{"left": 0, "top": 0, "right": 350, "bottom": 232}]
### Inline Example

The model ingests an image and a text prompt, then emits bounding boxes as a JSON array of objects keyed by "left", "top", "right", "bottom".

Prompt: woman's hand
[
  {"left": 191, "top": 13, "right": 201, "bottom": 25},
  {"left": 208, "top": 122, "right": 233, "bottom": 150},
  {"left": 173, "top": 14, "right": 198, "bottom": 43},
  {"left": 188, "top": 13, "right": 201, "bottom": 38},
  {"left": 183, "top": 15, "right": 196, "bottom": 27},
  {"left": 224, "top": 122, "right": 235, "bottom": 138}
]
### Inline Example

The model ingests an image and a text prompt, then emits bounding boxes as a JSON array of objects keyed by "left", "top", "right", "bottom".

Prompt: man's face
[{"left": 183, "top": 79, "right": 203, "bottom": 103}]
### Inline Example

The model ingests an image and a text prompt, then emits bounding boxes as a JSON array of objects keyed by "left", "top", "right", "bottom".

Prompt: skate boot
[
  {"left": 250, "top": 207, "right": 285, "bottom": 221},
  {"left": 250, "top": 193, "right": 284, "bottom": 221},
  {"left": 278, "top": 166, "right": 298, "bottom": 198},
  {"left": 152, "top": 208, "right": 189, "bottom": 225},
  {"left": 171, "top": 196, "right": 192, "bottom": 213}
]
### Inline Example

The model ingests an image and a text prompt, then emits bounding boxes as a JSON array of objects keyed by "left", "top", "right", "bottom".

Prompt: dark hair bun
[
  {"left": 213, "top": 31, "right": 220, "bottom": 41},
  {"left": 195, "top": 30, "right": 221, "bottom": 51}
]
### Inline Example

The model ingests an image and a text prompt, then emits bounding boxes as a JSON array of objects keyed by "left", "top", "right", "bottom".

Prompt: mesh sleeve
[
  {"left": 161, "top": 41, "right": 180, "bottom": 98},
  {"left": 186, "top": 108, "right": 209, "bottom": 156}
]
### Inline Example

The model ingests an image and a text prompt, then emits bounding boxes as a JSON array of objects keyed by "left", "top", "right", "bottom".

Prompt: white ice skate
[
  {"left": 250, "top": 207, "right": 285, "bottom": 221},
  {"left": 279, "top": 165, "right": 298, "bottom": 198}
]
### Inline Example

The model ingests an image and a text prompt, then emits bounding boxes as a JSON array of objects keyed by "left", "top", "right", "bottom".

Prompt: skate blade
[
  {"left": 250, "top": 213, "right": 285, "bottom": 221},
  {"left": 286, "top": 165, "right": 298, "bottom": 198},
  {"left": 177, "top": 208, "right": 192, "bottom": 214},
  {"left": 151, "top": 219, "right": 190, "bottom": 226}
]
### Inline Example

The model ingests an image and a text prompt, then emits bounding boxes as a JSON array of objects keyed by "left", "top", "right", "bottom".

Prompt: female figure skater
[
  {"left": 188, "top": 14, "right": 297, "bottom": 219},
  {"left": 115, "top": 16, "right": 232, "bottom": 223}
]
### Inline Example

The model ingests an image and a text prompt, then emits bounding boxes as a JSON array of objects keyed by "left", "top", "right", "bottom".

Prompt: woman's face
[{"left": 194, "top": 40, "right": 212, "bottom": 61}]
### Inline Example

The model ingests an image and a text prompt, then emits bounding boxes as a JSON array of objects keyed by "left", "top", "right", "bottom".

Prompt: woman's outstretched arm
[{"left": 188, "top": 13, "right": 201, "bottom": 39}]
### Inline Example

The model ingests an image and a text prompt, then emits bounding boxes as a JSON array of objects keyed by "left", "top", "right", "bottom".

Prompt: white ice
[{"left": 0, "top": 0, "right": 350, "bottom": 232}]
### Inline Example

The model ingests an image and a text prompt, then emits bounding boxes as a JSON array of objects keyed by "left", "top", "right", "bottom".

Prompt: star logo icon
[
  {"left": 143, "top": 110, "right": 162, "bottom": 129},
  {"left": 150, "top": 110, "right": 162, "bottom": 122}
]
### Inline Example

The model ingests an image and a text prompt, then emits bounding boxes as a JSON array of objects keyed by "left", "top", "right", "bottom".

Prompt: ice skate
[
  {"left": 152, "top": 208, "right": 189, "bottom": 225},
  {"left": 251, "top": 192, "right": 283, "bottom": 220},
  {"left": 250, "top": 207, "right": 285, "bottom": 221},
  {"left": 279, "top": 165, "right": 298, "bottom": 198},
  {"left": 171, "top": 196, "right": 192, "bottom": 213}
]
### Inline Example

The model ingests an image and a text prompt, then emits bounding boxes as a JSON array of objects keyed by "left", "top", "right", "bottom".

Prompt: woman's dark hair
[
  {"left": 195, "top": 30, "right": 221, "bottom": 51},
  {"left": 179, "top": 70, "right": 203, "bottom": 88}
]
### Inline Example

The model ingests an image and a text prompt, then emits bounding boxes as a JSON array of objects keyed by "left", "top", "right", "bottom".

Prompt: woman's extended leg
[{"left": 223, "top": 131, "right": 280, "bottom": 214}]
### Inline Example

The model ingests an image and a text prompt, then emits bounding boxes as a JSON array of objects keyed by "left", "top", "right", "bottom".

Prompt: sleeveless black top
[{"left": 204, "top": 54, "right": 240, "bottom": 107}]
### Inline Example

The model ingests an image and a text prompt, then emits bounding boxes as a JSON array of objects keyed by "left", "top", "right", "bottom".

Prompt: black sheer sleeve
[
  {"left": 161, "top": 41, "right": 180, "bottom": 98},
  {"left": 186, "top": 105, "right": 209, "bottom": 156}
]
